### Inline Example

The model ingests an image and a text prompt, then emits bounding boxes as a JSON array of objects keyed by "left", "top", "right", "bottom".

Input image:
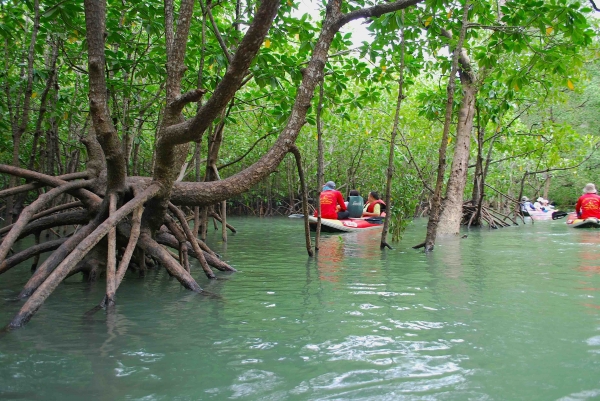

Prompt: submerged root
[
  {"left": 0, "top": 166, "right": 237, "bottom": 329},
  {"left": 7, "top": 185, "right": 164, "bottom": 328},
  {"left": 461, "top": 201, "right": 517, "bottom": 229}
]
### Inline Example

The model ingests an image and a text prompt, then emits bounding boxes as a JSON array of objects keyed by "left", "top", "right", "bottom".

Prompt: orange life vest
[{"left": 366, "top": 199, "right": 386, "bottom": 214}]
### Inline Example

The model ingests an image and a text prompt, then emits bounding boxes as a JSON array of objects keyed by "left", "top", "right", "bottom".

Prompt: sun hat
[
  {"left": 537, "top": 197, "right": 544, "bottom": 202},
  {"left": 521, "top": 196, "right": 529, "bottom": 202},
  {"left": 324, "top": 181, "right": 336, "bottom": 189},
  {"left": 583, "top": 183, "right": 597, "bottom": 194}
]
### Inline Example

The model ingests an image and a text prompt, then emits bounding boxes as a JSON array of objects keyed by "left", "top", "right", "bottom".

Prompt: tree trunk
[
  {"left": 6, "top": 0, "right": 41, "bottom": 225},
  {"left": 471, "top": 109, "right": 484, "bottom": 205},
  {"left": 315, "top": 80, "right": 325, "bottom": 251},
  {"left": 433, "top": 6, "right": 478, "bottom": 237},
  {"left": 381, "top": 9, "right": 405, "bottom": 249},
  {"left": 437, "top": 84, "right": 476, "bottom": 234},
  {"left": 84, "top": 0, "right": 126, "bottom": 195},
  {"left": 424, "top": 1, "right": 471, "bottom": 252},
  {"left": 543, "top": 173, "right": 551, "bottom": 200}
]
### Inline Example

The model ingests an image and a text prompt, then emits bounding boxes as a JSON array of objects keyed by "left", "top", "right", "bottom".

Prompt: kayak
[
  {"left": 307, "top": 216, "right": 384, "bottom": 233},
  {"left": 526, "top": 209, "right": 555, "bottom": 220},
  {"left": 566, "top": 213, "right": 600, "bottom": 228}
]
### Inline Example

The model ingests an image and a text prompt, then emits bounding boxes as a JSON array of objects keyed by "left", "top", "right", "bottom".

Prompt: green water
[{"left": 1, "top": 218, "right": 600, "bottom": 400}]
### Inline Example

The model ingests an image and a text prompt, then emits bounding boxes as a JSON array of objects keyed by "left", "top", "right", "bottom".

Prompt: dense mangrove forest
[{"left": 0, "top": 0, "right": 599, "bottom": 329}]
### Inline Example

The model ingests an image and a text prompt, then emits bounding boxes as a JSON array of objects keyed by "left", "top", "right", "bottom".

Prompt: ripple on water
[
  {"left": 291, "top": 368, "right": 468, "bottom": 399},
  {"left": 122, "top": 350, "right": 165, "bottom": 362},
  {"left": 586, "top": 336, "right": 600, "bottom": 346},
  {"left": 557, "top": 389, "right": 600, "bottom": 401},
  {"left": 3, "top": 218, "right": 600, "bottom": 400},
  {"left": 387, "top": 319, "right": 446, "bottom": 331},
  {"left": 302, "top": 335, "right": 459, "bottom": 364},
  {"left": 228, "top": 369, "right": 281, "bottom": 399}
]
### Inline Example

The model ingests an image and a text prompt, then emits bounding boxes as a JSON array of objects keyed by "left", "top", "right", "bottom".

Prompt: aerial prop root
[
  {"left": 0, "top": 164, "right": 100, "bottom": 208},
  {"left": 0, "top": 238, "right": 67, "bottom": 275},
  {"left": 0, "top": 179, "right": 93, "bottom": 264},
  {"left": 136, "top": 232, "right": 202, "bottom": 292},
  {"left": 208, "top": 211, "right": 237, "bottom": 233},
  {"left": 101, "top": 205, "right": 144, "bottom": 308},
  {"left": 0, "top": 200, "right": 85, "bottom": 238},
  {"left": 169, "top": 202, "right": 224, "bottom": 278},
  {"left": 18, "top": 219, "right": 103, "bottom": 299},
  {"left": 7, "top": 185, "right": 163, "bottom": 329},
  {"left": 0, "top": 171, "right": 90, "bottom": 199},
  {"left": 164, "top": 214, "right": 194, "bottom": 274},
  {"left": 155, "top": 231, "right": 235, "bottom": 272},
  {"left": 4, "top": 209, "right": 89, "bottom": 243}
]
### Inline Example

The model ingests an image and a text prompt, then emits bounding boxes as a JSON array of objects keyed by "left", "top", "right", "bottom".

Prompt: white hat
[
  {"left": 537, "top": 197, "right": 544, "bottom": 202},
  {"left": 583, "top": 183, "right": 597, "bottom": 194}
]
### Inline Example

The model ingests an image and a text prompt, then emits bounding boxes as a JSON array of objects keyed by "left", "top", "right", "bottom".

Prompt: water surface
[{"left": 1, "top": 218, "right": 600, "bottom": 400}]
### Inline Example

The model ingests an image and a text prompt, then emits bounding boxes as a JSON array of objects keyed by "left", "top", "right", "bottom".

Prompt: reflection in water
[
  {"left": 575, "top": 230, "right": 600, "bottom": 311},
  {"left": 577, "top": 231, "right": 600, "bottom": 275},
  {"left": 315, "top": 234, "right": 345, "bottom": 283},
  {"left": 432, "top": 236, "right": 470, "bottom": 311},
  {"left": 315, "top": 231, "right": 384, "bottom": 283},
  {"left": 2, "top": 218, "right": 600, "bottom": 400}
]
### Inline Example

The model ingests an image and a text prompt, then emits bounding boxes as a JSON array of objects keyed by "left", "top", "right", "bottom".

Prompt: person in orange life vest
[
  {"left": 362, "top": 191, "right": 386, "bottom": 217},
  {"left": 314, "top": 181, "right": 349, "bottom": 220},
  {"left": 576, "top": 183, "right": 600, "bottom": 219}
]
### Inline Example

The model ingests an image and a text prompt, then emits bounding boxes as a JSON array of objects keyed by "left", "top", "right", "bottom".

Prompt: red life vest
[{"left": 366, "top": 199, "right": 386, "bottom": 214}]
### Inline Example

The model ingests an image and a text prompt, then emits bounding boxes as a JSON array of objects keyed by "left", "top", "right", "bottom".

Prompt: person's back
[
  {"left": 347, "top": 195, "right": 364, "bottom": 218},
  {"left": 577, "top": 183, "right": 600, "bottom": 219},
  {"left": 520, "top": 197, "right": 532, "bottom": 213},
  {"left": 315, "top": 181, "right": 349, "bottom": 220}
]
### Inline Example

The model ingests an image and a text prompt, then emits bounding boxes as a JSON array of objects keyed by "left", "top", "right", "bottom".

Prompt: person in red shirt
[
  {"left": 576, "top": 183, "right": 600, "bottom": 219},
  {"left": 314, "top": 181, "right": 349, "bottom": 220}
]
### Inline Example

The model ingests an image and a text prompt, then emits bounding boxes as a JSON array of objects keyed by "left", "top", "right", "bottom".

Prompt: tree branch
[
  {"left": 157, "top": 0, "right": 280, "bottom": 148},
  {"left": 337, "top": 0, "right": 424, "bottom": 28},
  {"left": 169, "top": 88, "right": 207, "bottom": 115},
  {"left": 217, "top": 131, "right": 275, "bottom": 170},
  {"left": 206, "top": 4, "right": 233, "bottom": 63}
]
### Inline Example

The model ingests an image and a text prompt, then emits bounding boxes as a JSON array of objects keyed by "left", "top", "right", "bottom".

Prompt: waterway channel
[{"left": 1, "top": 217, "right": 600, "bottom": 400}]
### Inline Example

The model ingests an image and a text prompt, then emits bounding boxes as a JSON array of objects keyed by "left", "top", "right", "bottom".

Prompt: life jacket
[{"left": 366, "top": 199, "right": 386, "bottom": 215}]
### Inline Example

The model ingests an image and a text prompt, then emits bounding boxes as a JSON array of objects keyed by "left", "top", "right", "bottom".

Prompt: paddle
[
  {"left": 288, "top": 214, "right": 305, "bottom": 218},
  {"left": 364, "top": 217, "right": 384, "bottom": 224},
  {"left": 551, "top": 211, "right": 568, "bottom": 220}
]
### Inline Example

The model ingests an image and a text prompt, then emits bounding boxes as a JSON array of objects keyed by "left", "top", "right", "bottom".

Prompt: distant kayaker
[
  {"left": 520, "top": 196, "right": 534, "bottom": 215},
  {"left": 314, "top": 181, "right": 349, "bottom": 220},
  {"left": 362, "top": 191, "right": 386, "bottom": 217},
  {"left": 576, "top": 183, "right": 600, "bottom": 219},
  {"left": 541, "top": 199, "right": 554, "bottom": 210}
]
